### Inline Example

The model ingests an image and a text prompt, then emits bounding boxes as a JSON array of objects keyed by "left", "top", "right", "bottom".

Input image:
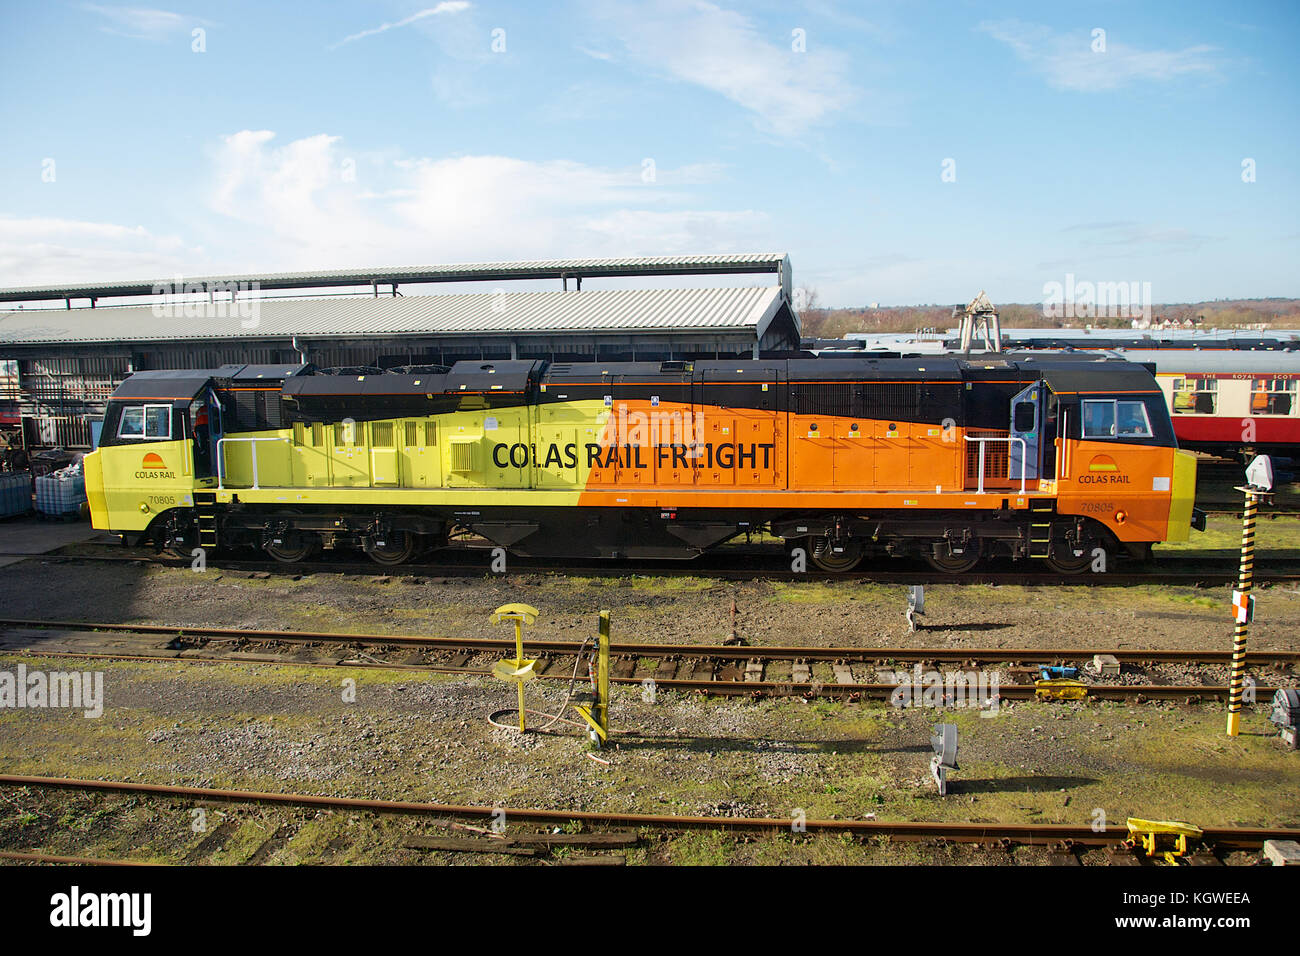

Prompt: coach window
[
  {"left": 117, "top": 404, "right": 173, "bottom": 441},
  {"left": 1251, "top": 378, "right": 1295, "bottom": 416},
  {"left": 1192, "top": 377, "right": 1216, "bottom": 414}
]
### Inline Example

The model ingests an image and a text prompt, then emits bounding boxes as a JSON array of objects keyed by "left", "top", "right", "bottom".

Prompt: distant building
[{"left": 0, "top": 254, "right": 800, "bottom": 450}]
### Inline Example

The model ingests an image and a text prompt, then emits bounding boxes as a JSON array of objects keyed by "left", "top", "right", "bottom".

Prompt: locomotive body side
[{"left": 86, "top": 354, "right": 1198, "bottom": 571}]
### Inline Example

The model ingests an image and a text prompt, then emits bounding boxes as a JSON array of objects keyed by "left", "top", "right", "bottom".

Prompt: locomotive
[{"left": 84, "top": 352, "right": 1200, "bottom": 572}]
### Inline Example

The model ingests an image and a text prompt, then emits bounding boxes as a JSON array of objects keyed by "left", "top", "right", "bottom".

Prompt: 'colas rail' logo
[
  {"left": 135, "top": 453, "right": 176, "bottom": 479},
  {"left": 1079, "top": 454, "right": 1129, "bottom": 484}
]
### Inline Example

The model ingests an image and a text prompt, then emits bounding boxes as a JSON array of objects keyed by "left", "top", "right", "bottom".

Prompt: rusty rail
[{"left": 1, "top": 774, "right": 1294, "bottom": 849}]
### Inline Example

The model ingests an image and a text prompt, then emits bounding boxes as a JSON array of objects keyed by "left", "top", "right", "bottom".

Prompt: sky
[{"left": 0, "top": 0, "right": 1297, "bottom": 307}]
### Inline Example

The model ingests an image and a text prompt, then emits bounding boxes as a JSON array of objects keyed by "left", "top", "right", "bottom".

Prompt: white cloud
[
  {"left": 0, "top": 216, "right": 195, "bottom": 285},
  {"left": 1, "top": 132, "right": 770, "bottom": 286},
  {"left": 330, "top": 2, "right": 471, "bottom": 50},
  {"left": 204, "top": 130, "right": 769, "bottom": 268},
  {"left": 581, "top": 209, "right": 769, "bottom": 253},
  {"left": 593, "top": 0, "right": 859, "bottom": 136},
  {"left": 979, "top": 20, "right": 1220, "bottom": 92},
  {"left": 1062, "top": 221, "right": 1222, "bottom": 255},
  {"left": 81, "top": 4, "right": 194, "bottom": 41}
]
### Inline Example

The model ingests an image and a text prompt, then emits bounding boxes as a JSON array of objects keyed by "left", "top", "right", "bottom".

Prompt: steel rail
[
  {"left": 0, "top": 850, "right": 152, "bottom": 866},
  {"left": 0, "top": 643, "right": 1281, "bottom": 703},
  {"left": 0, "top": 648, "right": 1277, "bottom": 701},
  {"left": 5, "top": 549, "right": 1300, "bottom": 587},
  {"left": 1, "top": 774, "right": 1292, "bottom": 849},
  {"left": 2, "top": 618, "right": 1296, "bottom": 667}
]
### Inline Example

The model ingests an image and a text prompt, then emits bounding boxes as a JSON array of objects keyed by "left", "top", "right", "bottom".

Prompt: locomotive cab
[
  {"left": 1039, "top": 363, "right": 1198, "bottom": 556},
  {"left": 86, "top": 364, "right": 303, "bottom": 547}
]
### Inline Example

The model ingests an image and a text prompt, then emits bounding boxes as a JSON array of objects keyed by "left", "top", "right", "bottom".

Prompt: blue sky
[{"left": 1, "top": 0, "right": 1296, "bottom": 306}]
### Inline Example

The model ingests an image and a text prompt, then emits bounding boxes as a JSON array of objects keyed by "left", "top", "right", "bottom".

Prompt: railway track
[
  {"left": 2, "top": 546, "right": 1299, "bottom": 587},
  {"left": 1201, "top": 509, "right": 1300, "bottom": 519},
  {"left": 1, "top": 774, "right": 1294, "bottom": 862},
  {"left": 1, "top": 618, "right": 1292, "bottom": 702}
]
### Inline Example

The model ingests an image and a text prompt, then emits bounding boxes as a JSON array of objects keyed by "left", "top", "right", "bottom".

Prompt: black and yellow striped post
[
  {"left": 595, "top": 610, "right": 610, "bottom": 740},
  {"left": 1226, "top": 490, "right": 1258, "bottom": 737}
]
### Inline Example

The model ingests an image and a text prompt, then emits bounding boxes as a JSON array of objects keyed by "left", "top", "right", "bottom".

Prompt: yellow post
[
  {"left": 573, "top": 610, "right": 611, "bottom": 746},
  {"left": 597, "top": 610, "right": 610, "bottom": 740},
  {"left": 514, "top": 615, "right": 526, "bottom": 733},
  {"left": 1226, "top": 490, "right": 1257, "bottom": 737},
  {"left": 490, "top": 603, "right": 539, "bottom": 734}
]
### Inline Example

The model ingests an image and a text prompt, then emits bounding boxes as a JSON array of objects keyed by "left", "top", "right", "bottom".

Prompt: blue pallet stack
[
  {"left": 0, "top": 471, "right": 33, "bottom": 517},
  {"left": 35, "top": 461, "right": 86, "bottom": 516}
]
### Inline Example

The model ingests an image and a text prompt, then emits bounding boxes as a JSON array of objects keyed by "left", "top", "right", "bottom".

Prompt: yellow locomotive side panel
[
  {"left": 534, "top": 400, "right": 606, "bottom": 488},
  {"left": 331, "top": 419, "right": 369, "bottom": 486},
  {"left": 86, "top": 439, "right": 198, "bottom": 532},
  {"left": 83, "top": 449, "right": 107, "bottom": 528},
  {"left": 219, "top": 429, "right": 294, "bottom": 487},
  {"left": 291, "top": 422, "right": 333, "bottom": 486},
  {"left": 398, "top": 419, "right": 442, "bottom": 488}
]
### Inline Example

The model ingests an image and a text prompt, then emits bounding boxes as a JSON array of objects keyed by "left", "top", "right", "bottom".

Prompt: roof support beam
[{"left": 0, "top": 254, "right": 790, "bottom": 308}]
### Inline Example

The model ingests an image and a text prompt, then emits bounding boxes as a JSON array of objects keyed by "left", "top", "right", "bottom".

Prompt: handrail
[
  {"left": 963, "top": 435, "right": 1028, "bottom": 494},
  {"left": 216, "top": 436, "right": 289, "bottom": 490}
]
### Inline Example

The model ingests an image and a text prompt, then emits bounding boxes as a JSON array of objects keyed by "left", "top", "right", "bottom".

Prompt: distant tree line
[{"left": 797, "top": 297, "right": 1300, "bottom": 338}]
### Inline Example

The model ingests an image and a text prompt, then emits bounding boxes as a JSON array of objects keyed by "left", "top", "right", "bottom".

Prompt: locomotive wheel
[
  {"left": 265, "top": 534, "right": 322, "bottom": 564},
  {"left": 1044, "top": 544, "right": 1097, "bottom": 574},
  {"left": 808, "top": 536, "right": 864, "bottom": 572},
  {"left": 366, "top": 530, "right": 417, "bottom": 566},
  {"left": 924, "top": 545, "right": 980, "bottom": 574}
]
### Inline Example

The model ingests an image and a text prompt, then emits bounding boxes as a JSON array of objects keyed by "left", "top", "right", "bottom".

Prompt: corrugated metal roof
[
  {"left": 0, "top": 286, "right": 787, "bottom": 345},
  {"left": 1114, "top": 349, "right": 1300, "bottom": 375},
  {"left": 0, "top": 253, "right": 790, "bottom": 303}
]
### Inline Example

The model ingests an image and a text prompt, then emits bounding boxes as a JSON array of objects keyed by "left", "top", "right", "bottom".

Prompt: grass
[
  {"left": 668, "top": 829, "right": 733, "bottom": 865},
  {"left": 1157, "top": 516, "right": 1300, "bottom": 553},
  {"left": 1, "top": 646, "right": 1295, "bottom": 863},
  {"left": 768, "top": 580, "right": 894, "bottom": 604}
]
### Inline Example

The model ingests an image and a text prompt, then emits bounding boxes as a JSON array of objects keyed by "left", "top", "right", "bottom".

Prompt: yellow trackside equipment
[{"left": 490, "top": 603, "right": 540, "bottom": 733}]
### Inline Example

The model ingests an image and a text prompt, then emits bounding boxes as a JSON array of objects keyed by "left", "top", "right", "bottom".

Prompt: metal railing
[
  {"left": 216, "top": 436, "right": 289, "bottom": 490},
  {"left": 964, "top": 435, "right": 1028, "bottom": 494}
]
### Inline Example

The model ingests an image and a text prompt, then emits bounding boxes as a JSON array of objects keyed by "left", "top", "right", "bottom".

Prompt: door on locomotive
[
  {"left": 1008, "top": 382, "right": 1045, "bottom": 482},
  {"left": 190, "top": 387, "right": 224, "bottom": 482}
]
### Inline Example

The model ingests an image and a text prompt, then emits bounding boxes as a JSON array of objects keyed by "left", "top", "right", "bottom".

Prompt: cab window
[
  {"left": 1082, "top": 399, "right": 1152, "bottom": 439},
  {"left": 117, "top": 404, "right": 173, "bottom": 440}
]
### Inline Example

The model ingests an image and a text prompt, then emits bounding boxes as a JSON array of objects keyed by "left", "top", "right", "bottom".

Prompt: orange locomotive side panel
[
  {"left": 574, "top": 398, "right": 1172, "bottom": 548},
  {"left": 1054, "top": 441, "right": 1175, "bottom": 544},
  {"left": 577, "top": 399, "right": 970, "bottom": 495}
]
